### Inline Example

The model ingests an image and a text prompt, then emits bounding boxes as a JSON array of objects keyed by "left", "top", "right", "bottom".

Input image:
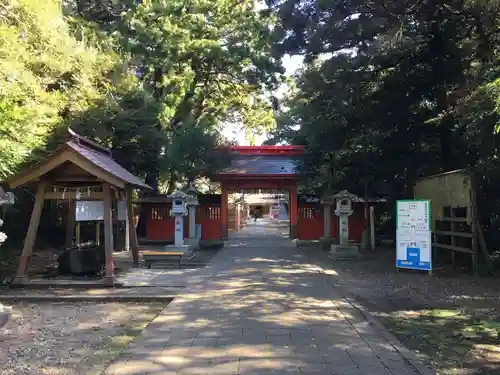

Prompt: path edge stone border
[
  {"left": 0, "top": 295, "right": 176, "bottom": 303},
  {"left": 302, "top": 249, "right": 436, "bottom": 375},
  {"left": 343, "top": 295, "right": 436, "bottom": 375}
]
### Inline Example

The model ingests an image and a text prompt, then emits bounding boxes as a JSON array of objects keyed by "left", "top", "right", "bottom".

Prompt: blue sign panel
[{"left": 396, "top": 247, "right": 431, "bottom": 270}]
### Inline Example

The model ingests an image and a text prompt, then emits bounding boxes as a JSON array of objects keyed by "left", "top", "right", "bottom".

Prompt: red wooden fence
[
  {"left": 146, "top": 204, "right": 174, "bottom": 241},
  {"left": 145, "top": 203, "right": 222, "bottom": 241},
  {"left": 297, "top": 204, "right": 324, "bottom": 240}
]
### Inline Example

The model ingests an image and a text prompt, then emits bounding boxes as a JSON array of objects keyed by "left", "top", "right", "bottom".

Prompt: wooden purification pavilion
[{"left": 6, "top": 128, "right": 152, "bottom": 285}]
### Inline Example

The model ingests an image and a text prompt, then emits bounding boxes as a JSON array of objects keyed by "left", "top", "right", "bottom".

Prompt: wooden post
[
  {"left": 103, "top": 183, "right": 115, "bottom": 282},
  {"left": 75, "top": 222, "right": 81, "bottom": 246},
  {"left": 370, "top": 205, "right": 375, "bottom": 251},
  {"left": 65, "top": 199, "right": 76, "bottom": 248},
  {"left": 471, "top": 172, "right": 492, "bottom": 274},
  {"left": 289, "top": 185, "right": 298, "bottom": 239},
  {"left": 221, "top": 184, "right": 229, "bottom": 239},
  {"left": 14, "top": 182, "right": 47, "bottom": 282},
  {"left": 323, "top": 205, "right": 331, "bottom": 238},
  {"left": 470, "top": 174, "right": 479, "bottom": 276},
  {"left": 120, "top": 192, "right": 130, "bottom": 252},
  {"left": 125, "top": 186, "right": 139, "bottom": 266},
  {"left": 95, "top": 221, "right": 100, "bottom": 246}
]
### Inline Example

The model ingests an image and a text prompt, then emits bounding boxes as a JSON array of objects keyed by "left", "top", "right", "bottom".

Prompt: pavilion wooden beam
[
  {"left": 44, "top": 191, "right": 105, "bottom": 200},
  {"left": 14, "top": 182, "right": 47, "bottom": 283},
  {"left": 50, "top": 176, "right": 100, "bottom": 182}
]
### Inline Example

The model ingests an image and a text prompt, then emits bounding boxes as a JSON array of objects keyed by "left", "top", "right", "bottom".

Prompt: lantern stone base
[
  {"left": 163, "top": 244, "right": 193, "bottom": 257},
  {"left": 319, "top": 237, "right": 335, "bottom": 250},
  {"left": 292, "top": 239, "right": 318, "bottom": 248},
  {"left": 329, "top": 244, "right": 361, "bottom": 259},
  {"left": 185, "top": 237, "right": 200, "bottom": 250}
]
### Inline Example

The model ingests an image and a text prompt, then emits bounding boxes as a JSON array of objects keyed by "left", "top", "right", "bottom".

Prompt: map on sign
[{"left": 396, "top": 200, "right": 432, "bottom": 272}]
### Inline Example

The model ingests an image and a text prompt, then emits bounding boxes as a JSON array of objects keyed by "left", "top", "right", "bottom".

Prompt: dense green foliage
[
  {"left": 267, "top": 0, "right": 499, "bottom": 191},
  {"left": 0, "top": 0, "right": 284, "bottom": 187},
  {"left": 2, "top": 0, "right": 499, "bottom": 252},
  {"left": 266, "top": 0, "right": 499, "bottom": 245},
  {"left": 0, "top": 0, "right": 284, "bottom": 251}
]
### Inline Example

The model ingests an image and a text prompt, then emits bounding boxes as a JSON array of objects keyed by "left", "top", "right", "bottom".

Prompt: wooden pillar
[
  {"left": 323, "top": 204, "right": 331, "bottom": 238},
  {"left": 221, "top": 184, "right": 228, "bottom": 239},
  {"left": 75, "top": 222, "right": 81, "bottom": 245},
  {"left": 125, "top": 186, "right": 139, "bottom": 266},
  {"left": 113, "top": 193, "right": 127, "bottom": 252},
  {"left": 15, "top": 182, "right": 47, "bottom": 282},
  {"left": 235, "top": 203, "right": 240, "bottom": 231},
  {"left": 122, "top": 193, "right": 130, "bottom": 252},
  {"left": 65, "top": 199, "right": 76, "bottom": 248},
  {"left": 289, "top": 185, "right": 298, "bottom": 239},
  {"left": 95, "top": 222, "right": 100, "bottom": 246},
  {"left": 370, "top": 206, "right": 375, "bottom": 251},
  {"left": 103, "top": 183, "right": 115, "bottom": 282}
]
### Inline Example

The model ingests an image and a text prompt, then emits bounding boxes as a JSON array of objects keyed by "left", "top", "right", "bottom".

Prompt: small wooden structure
[
  {"left": 414, "top": 169, "right": 490, "bottom": 274},
  {"left": 6, "top": 128, "right": 152, "bottom": 284}
]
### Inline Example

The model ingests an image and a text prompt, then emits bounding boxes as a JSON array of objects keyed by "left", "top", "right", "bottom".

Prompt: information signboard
[
  {"left": 76, "top": 201, "right": 104, "bottom": 222},
  {"left": 396, "top": 200, "right": 432, "bottom": 271},
  {"left": 76, "top": 201, "right": 127, "bottom": 221}
]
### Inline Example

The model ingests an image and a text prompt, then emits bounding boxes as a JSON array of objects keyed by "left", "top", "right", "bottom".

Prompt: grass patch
[
  {"left": 107, "top": 304, "right": 163, "bottom": 352},
  {"left": 376, "top": 308, "right": 500, "bottom": 373}
]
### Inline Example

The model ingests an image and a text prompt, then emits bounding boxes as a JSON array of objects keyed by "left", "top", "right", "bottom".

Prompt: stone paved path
[{"left": 103, "top": 220, "right": 426, "bottom": 375}]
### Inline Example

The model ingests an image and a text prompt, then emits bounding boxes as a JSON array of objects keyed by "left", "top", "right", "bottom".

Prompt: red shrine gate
[
  {"left": 212, "top": 145, "right": 303, "bottom": 239},
  {"left": 139, "top": 145, "right": 375, "bottom": 243}
]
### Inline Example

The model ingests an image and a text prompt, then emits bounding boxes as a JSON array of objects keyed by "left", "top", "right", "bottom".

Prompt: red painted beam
[
  {"left": 213, "top": 174, "right": 298, "bottom": 181},
  {"left": 227, "top": 145, "right": 305, "bottom": 156}
]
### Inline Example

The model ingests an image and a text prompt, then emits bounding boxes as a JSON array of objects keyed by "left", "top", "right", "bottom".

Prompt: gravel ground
[
  {"left": 305, "top": 247, "right": 500, "bottom": 375},
  {"left": 0, "top": 301, "right": 167, "bottom": 375}
]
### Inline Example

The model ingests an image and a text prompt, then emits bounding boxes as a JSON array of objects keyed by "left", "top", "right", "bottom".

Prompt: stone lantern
[{"left": 329, "top": 190, "right": 361, "bottom": 259}]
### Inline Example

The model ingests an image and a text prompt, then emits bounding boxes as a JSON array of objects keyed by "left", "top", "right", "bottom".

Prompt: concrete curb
[
  {"left": 4, "top": 284, "right": 185, "bottom": 290},
  {"left": 301, "top": 249, "right": 436, "bottom": 375},
  {"left": 0, "top": 295, "right": 177, "bottom": 302},
  {"left": 344, "top": 296, "right": 436, "bottom": 375}
]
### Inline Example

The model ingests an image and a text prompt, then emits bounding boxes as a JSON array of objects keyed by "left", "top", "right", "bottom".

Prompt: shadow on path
[{"left": 103, "top": 220, "right": 428, "bottom": 375}]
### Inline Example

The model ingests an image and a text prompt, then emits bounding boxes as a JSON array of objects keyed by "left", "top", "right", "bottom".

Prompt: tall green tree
[
  {"left": 268, "top": 0, "right": 500, "bottom": 199},
  {"left": 0, "top": 0, "right": 120, "bottom": 179},
  {"left": 112, "top": 0, "right": 285, "bottom": 188}
]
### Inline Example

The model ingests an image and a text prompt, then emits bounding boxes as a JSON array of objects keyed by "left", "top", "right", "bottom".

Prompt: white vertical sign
[{"left": 396, "top": 200, "right": 432, "bottom": 271}]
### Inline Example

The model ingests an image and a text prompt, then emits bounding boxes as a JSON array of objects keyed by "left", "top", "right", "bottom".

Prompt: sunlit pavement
[{"left": 104, "top": 220, "right": 424, "bottom": 375}]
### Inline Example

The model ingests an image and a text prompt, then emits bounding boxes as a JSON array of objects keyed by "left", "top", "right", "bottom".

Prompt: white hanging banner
[{"left": 75, "top": 201, "right": 104, "bottom": 222}]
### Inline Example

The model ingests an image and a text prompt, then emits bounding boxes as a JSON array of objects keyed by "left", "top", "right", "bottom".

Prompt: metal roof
[
  {"left": 67, "top": 141, "right": 151, "bottom": 190},
  {"left": 219, "top": 155, "right": 299, "bottom": 175}
]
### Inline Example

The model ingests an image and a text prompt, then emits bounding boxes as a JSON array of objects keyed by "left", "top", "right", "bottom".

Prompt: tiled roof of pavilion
[{"left": 7, "top": 128, "right": 152, "bottom": 190}]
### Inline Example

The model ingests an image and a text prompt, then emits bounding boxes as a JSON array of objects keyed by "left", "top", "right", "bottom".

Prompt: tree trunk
[{"left": 145, "top": 172, "right": 159, "bottom": 193}]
